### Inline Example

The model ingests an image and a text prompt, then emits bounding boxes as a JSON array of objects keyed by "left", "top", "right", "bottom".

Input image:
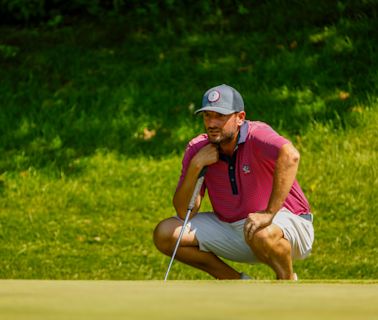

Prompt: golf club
[{"left": 164, "top": 167, "right": 207, "bottom": 281}]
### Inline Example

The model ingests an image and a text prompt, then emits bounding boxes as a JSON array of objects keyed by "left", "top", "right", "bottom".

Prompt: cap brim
[{"left": 194, "top": 106, "right": 235, "bottom": 115}]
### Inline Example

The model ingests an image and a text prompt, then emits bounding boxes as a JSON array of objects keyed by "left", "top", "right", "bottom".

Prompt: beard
[{"left": 206, "top": 127, "right": 236, "bottom": 145}]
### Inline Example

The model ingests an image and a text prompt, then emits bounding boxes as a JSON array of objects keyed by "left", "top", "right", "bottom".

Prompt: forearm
[
  {"left": 173, "top": 159, "right": 203, "bottom": 219},
  {"left": 266, "top": 143, "right": 300, "bottom": 214}
]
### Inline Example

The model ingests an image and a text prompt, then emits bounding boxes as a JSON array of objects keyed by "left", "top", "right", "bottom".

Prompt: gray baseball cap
[{"left": 195, "top": 84, "right": 244, "bottom": 115}]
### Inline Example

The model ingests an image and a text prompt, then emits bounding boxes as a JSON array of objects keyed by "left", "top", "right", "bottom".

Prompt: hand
[
  {"left": 244, "top": 212, "right": 274, "bottom": 241},
  {"left": 192, "top": 143, "right": 219, "bottom": 168}
]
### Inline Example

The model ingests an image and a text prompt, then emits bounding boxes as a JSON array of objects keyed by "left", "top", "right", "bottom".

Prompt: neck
[{"left": 219, "top": 132, "right": 239, "bottom": 156}]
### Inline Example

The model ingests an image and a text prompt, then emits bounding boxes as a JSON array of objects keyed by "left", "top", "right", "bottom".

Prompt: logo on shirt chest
[{"left": 242, "top": 164, "right": 251, "bottom": 174}]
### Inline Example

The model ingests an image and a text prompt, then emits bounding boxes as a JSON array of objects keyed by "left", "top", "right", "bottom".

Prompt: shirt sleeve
[
  {"left": 252, "top": 125, "right": 290, "bottom": 160},
  {"left": 176, "top": 136, "right": 208, "bottom": 196},
  {"left": 176, "top": 143, "right": 194, "bottom": 190}
]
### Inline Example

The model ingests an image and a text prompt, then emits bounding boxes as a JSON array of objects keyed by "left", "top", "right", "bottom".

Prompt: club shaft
[{"left": 164, "top": 175, "right": 205, "bottom": 281}]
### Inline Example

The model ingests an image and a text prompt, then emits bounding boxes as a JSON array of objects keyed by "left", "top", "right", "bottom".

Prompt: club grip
[
  {"left": 187, "top": 167, "right": 207, "bottom": 210},
  {"left": 199, "top": 166, "right": 207, "bottom": 177}
]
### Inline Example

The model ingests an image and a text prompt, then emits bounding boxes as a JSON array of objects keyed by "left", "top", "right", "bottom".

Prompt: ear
[{"left": 236, "top": 111, "right": 246, "bottom": 126}]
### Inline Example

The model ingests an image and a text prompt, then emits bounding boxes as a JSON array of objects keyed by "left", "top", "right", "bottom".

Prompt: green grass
[
  {"left": 0, "top": 280, "right": 377, "bottom": 320},
  {"left": 0, "top": 3, "right": 377, "bottom": 280}
]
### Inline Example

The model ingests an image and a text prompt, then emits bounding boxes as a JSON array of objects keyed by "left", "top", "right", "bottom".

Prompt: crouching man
[{"left": 154, "top": 84, "right": 314, "bottom": 280}]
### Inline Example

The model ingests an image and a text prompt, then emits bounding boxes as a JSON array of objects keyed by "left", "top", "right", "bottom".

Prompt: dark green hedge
[
  {"left": 2, "top": 0, "right": 237, "bottom": 24},
  {"left": 0, "top": 0, "right": 377, "bottom": 29}
]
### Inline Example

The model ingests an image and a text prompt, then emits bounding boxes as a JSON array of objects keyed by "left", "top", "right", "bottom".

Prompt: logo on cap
[{"left": 208, "top": 90, "right": 220, "bottom": 103}]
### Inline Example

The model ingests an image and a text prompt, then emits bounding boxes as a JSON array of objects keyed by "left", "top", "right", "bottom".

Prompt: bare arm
[
  {"left": 173, "top": 144, "right": 219, "bottom": 219},
  {"left": 266, "top": 142, "right": 300, "bottom": 214},
  {"left": 244, "top": 142, "right": 300, "bottom": 239}
]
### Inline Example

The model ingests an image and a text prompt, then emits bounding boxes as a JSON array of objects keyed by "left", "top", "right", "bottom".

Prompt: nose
[
  {"left": 205, "top": 114, "right": 220, "bottom": 128},
  {"left": 207, "top": 117, "right": 217, "bottom": 127}
]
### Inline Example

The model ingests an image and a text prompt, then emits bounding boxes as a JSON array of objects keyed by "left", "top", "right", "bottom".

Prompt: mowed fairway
[{"left": 0, "top": 281, "right": 377, "bottom": 320}]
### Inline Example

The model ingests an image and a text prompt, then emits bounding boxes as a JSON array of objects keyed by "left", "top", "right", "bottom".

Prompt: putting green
[{"left": 0, "top": 280, "right": 377, "bottom": 320}]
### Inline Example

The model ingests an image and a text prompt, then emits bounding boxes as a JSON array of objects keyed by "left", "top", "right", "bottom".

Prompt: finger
[
  {"left": 249, "top": 220, "right": 262, "bottom": 240},
  {"left": 249, "top": 223, "right": 258, "bottom": 240},
  {"left": 245, "top": 221, "right": 256, "bottom": 240},
  {"left": 243, "top": 219, "right": 252, "bottom": 235},
  {"left": 210, "top": 144, "right": 219, "bottom": 157},
  {"left": 248, "top": 224, "right": 254, "bottom": 240}
]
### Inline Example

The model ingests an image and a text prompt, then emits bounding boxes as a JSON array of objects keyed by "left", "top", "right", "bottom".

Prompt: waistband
[{"left": 299, "top": 213, "right": 313, "bottom": 223}]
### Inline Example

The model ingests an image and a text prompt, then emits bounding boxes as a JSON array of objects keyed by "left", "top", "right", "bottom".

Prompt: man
[{"left": 154, "top": 84, "right": 314, "bottom": 280}]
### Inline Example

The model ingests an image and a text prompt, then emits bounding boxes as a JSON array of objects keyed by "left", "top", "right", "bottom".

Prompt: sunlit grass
[
  {"left": 0, "top": 8, "right": 377, "bottom": 280},
  {"left": 0, "top": 105, "right": 376, "bottom": 280}
]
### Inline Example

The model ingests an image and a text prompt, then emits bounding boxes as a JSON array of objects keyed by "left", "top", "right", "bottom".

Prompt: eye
[
  {"left": 216, "top": 114, "right": 228, "bottom": 120},
  {"left": 211, "top": 113, "right": 223, "bottom": 119}
]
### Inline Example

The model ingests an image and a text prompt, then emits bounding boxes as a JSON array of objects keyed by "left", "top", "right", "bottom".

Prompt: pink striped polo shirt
[{"left": 177, "top": 120, "right": 310, "bottom": 223}]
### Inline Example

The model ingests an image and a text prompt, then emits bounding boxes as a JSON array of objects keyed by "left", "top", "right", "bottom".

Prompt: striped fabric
[{"left": 177, "top": 121, "right": 311, "bottom": 223}]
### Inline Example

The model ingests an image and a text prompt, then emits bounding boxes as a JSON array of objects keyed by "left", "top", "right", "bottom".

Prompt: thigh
[
  {"left": 189, "top": 213, "right": 258, "bottom": 264},
  {"left": 272, "top": 208, "right": 315, "bottom": 260},
  {"left": 156, "top": 217, "right": 199, "bottom": 247}
]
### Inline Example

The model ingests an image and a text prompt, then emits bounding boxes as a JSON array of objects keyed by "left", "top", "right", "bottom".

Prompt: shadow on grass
[{"left": 0, "top": 6, "right": 377, "bottom": 174}]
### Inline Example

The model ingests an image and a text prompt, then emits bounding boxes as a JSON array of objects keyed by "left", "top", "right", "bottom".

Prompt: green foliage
[
  {"left": 0, "top": 43, "right": 19, "bottom": 57},
  {"left": 0, "top": 2, "right": 377, "bottom": 279},
  {"left": 0, "top": 0, "right": 45, "bottom": 22},
  {"left": 1, "top": 0, "right": 377, "bottom": 28}
]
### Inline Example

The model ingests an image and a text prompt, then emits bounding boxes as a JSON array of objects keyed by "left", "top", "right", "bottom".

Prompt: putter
[{"left": 164, "top": 167, "right": 207, "bottom": 281}]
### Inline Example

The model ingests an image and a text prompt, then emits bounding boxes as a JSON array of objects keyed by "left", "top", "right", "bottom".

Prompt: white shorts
[{"left": 184, "top": 208, "right": 314, "bottom": 264}]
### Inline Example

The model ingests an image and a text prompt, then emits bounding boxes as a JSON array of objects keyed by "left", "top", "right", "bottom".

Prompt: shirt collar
[{"left": 237, "top": 121, "right": 248, "bottom": 145}]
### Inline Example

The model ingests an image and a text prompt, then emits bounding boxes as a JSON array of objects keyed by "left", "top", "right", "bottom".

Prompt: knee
[
  {"left": 248, "top": 226, "right": 288, "bottom": 256},
  {"left": 153, "top": 218, "right": 177, "bottom": 255},
  {"left": 248, "top": 228, "right": 273, "bottom": 253}
]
